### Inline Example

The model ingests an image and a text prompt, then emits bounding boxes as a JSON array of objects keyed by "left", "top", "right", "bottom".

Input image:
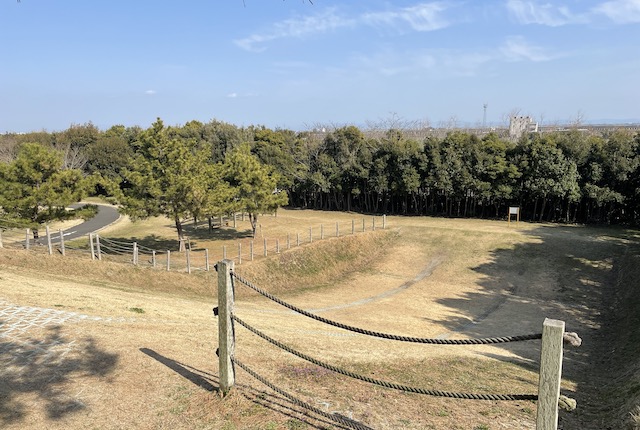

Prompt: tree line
[{"left": 1, "top": 118, "right": 639, "bottom": 238}]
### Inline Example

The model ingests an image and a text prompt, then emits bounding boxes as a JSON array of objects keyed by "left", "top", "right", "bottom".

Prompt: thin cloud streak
[
  {"left": 362, "top": 2, "right": 452, "bottom": 32},
  {"left": 506, "top": 0, "right": 586, "bottom": 26},
  {"left": 500, "top": 35, "right": 556, "bottom": 62},
  {"left": 594, "top": 0, "right": 640, "bottom": 24},
  {"left": 235, "top": 2, "right": 454, "bottom": 52}
]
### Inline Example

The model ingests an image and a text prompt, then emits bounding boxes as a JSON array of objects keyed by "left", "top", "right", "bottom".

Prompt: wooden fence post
[
  {"left": 186, "top": 249, "right": 191, "bottom": 274},
  {"left": 309, "top": 227, "right": 313, "bottom": 243},
  {"left": 336, "top": 222, "right": 339, "bottom": 237},
  {"left": 320, "top": 224, "right": 324, "bottom": 240},
  {"left": 25, "top": 228, "right": 30, "bottom": 250},
  {"left": 237, "top": 243, "right": 241, "bottom": 265},
  {"left": 205, "top": 249, "right": 210, "bottom": 271},
  {"left": 217, "top": 259, "right": 235, "bottom": 396},
  {"left": 89, "top": 233, "right": 96, "bottom": 260},
  {"left": 276, "top": 239, "right": 280, "bottom": 254},
  {"left": 133, "top": 242, "right": 138, "bottom": 265},
  {"left": 152, "top": 250, "right": 157, "bottom": 268},
  {"left": 166, "top": 250, "right": 171, "bottom": 271},
  {"left": 383, "top": 214, "right": 386, "bottom": 229},
  {"left": 263, "top": 238, "right": 267, "bottom": 257},
  {"left": 536, "top": 318, "right": 565, "bottom": 430},
  {"left": 96, "top": 234, "right": 102, "bottom": 260},
  {"left": 352, "top": 219, "right": 355, "bottom": 235},
  {"left": 59, "top": 229, "right": 65, "bottom": 256},
  {"left": 46, "top": 225, "right": 53, "bottom": 255},
  {"left": 250, "top": 241, "right": 254, "bottom": 261},
  {"left": 297, "top": 233, "right": 300, "bottom": 247}
]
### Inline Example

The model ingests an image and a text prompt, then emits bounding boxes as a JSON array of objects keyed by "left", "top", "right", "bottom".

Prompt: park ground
[{"left": 1, "top": 209, "right": 639, "bottom": 429}]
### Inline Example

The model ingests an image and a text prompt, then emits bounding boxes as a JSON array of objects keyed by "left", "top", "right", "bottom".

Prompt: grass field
[{"left": 1, "top": 209, "right": 639, "bottom": 429}]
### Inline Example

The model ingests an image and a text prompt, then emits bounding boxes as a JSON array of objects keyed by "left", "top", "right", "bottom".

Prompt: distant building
[{"left": 509, "top": 116, "right": 538, "bottom": 140}]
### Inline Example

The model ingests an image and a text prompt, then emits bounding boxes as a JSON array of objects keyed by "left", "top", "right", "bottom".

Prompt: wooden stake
[
  {"left": 217, "top": 259, "right": 235, "bottom": 396},
  {"left": 536, "top": 318, "right": 565, "bottom": 430},
  {"left": 46, "top": 225, "right": 52, "bottom": 255}
]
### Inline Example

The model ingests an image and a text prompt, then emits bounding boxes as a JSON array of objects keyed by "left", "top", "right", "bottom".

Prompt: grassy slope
[{"left": 1, "top": 212, "right": 640, "bottom": 429}]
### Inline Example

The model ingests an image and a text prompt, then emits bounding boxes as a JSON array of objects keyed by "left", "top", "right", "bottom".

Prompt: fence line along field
[{"left": 0, "top": 208, "right": 638, "bottom": 429}]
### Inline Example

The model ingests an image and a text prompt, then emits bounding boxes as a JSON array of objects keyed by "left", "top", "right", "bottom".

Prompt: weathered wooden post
[
  {"left": 89, "top": 233, "right": 96, "bottom": 260},
  {"left": 0, "top": 229, "right": 3, "bottom": 248},
  {"left": 297, "top": 233, "right": 300, "bottom": 246},
  {"left": 237, "top": 243, "right": 241, "bottom": 265},
  {"left": 25, "top": 228, "right": 31, "bottom": 250},
  {"left": 166, "top": 250, "right": 171, "bottom": 271},
  {"left": 309, "top": 227, "right": 313, "bottom": 243},
  {"left": 362, "top": 218, "right": 365, "bottom": 232},
  {"left": 95, "top": 234, "right": 102, "bottom": 260},
  {"left": 205, "top": 249, "right": 210, "bottom": 271},
  {"left": 373, "top": 217, "right": 376, "bottom": 231},
  {"left": 186, "top": 249, "right": 191, "bottom": 274},
  {"left": 352, "top": 219, "right": 355, "bottom": 235},
  {"left": 336, "top": 221, "right": 339, "bottom": 237},
  {"left": 276, "top": 239, "right": 280, "bottom": 254},
  {"left": 217, "top": 259, "right": 235, "bottom": 396},
  {"left": 250, "top": 241, "right": 254, "bottom": 261},
  {"left": 152, "top": 250, "right": 157, "bottom": 268},
  {"left": 320, "top": 224, "right": 324, "bottom": 240},
  {"left": 536, "top": 318, "right": 565, "bottom": 430},
  {"left": 46, "top": 225, "right": 53, "bottom": 255},
  {"left": 383, "top": 214, "right": 386, "bottom": 229},
  {"left": 59, "top": 229, "right": 65, "bottom": 256},
  {"left": 133, "top": 242, "right": 138, "bottom": 265},
  {"left": 263, "top": 238, "right": 267, "bottom": 257},
  {"left": 223, "top": 245, "right": 227, "bottom": 260}
]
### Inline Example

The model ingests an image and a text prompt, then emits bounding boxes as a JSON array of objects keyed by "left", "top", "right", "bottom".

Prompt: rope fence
[
  {"left": 0, "top": 214, "right": 387, "bottom": 276},
  {"left": 215, "top": 260, "right": 581, "bottom": 430}
]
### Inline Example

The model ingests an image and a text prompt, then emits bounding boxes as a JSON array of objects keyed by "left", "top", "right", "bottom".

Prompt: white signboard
[{"left": 509, "top": 207, "right": 519, "bottom": 215}]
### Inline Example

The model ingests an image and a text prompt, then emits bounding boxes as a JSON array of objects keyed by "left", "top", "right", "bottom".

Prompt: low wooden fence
[{"left": 215, "top": 260, "right": 581, "bottom": 430}]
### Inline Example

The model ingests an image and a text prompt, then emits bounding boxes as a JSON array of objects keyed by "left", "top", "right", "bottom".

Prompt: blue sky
[{"left": 1, "top": 0, "right": 639, "bottom": 132}]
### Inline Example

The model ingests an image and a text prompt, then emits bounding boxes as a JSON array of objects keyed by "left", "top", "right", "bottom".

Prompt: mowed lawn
[{"left": 0, "top": 208, "right": 637, "bottom": 430}]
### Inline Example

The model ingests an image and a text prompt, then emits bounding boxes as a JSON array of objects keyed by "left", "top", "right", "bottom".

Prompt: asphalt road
[{"left": 49, "top": 203, "right": 120, "bottom": 243}]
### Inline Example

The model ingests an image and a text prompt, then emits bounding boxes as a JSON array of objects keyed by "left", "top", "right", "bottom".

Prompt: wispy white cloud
[
  {"left": 145, "top": 90, "right": 156, "bottom": 95},
  {"left": 226, "top": 92, "right": 258, "bottom": 98},
  {"left": 500, "top": 35, "right": 556, "bottom": 62},
  {"left": 235, "top": 2, "right": 454, "bottom": 52},
  {"left": 226, "top": 92, "right": 238, "bottom": 98},
  {"left": 506, "top": 0, "right": 586, "bottom": 26},
  {"left": 593, "top": 0, "right": 640, "bottom": 23},
  {"left": 362, "top": 2, "right": 452, "bottom": 32},
  {"left": 234, "top": 8, "right": 355, "bottom": 52}
]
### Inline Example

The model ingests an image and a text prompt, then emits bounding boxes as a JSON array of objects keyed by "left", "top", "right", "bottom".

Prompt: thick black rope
[
  {"left": 233, "top": 315, "right": 538, "bottom": 401},
  {"left": 232, "top": 272, "right": 542, "bottom": 345},
  {"left": 233, "top": 357, "right": 374, "bottom": 430}
]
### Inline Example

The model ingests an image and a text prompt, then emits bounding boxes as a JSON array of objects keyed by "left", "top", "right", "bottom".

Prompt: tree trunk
[
  {"left": 175, "top": 217, "right": 186, "bottom": 251},
  {"left": 539, "top": 197, "right": 547, "bottom": 222},
  {"left": 249, "top": 213, "right": 258, "bottom": 238}
]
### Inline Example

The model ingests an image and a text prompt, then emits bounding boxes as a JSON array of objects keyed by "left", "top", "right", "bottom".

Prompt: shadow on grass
[
  {"left": 0, "top": 325, "right": 119, "bottom": 426},
  {"left": 420, "top": 224, "right": 640, "bottom": 429},
  {"left": 138, "top": 348, "right": 367, "bottom": 430}
]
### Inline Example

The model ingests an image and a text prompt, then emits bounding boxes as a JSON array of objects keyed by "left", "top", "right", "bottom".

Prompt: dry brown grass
[{"left": 1, "top": 211, "right": 638, "bottom": 429}]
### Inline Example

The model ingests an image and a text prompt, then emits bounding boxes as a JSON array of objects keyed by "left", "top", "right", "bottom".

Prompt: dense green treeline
[{"left": 1, "top": 119, "right": 639, "bottom": 224}]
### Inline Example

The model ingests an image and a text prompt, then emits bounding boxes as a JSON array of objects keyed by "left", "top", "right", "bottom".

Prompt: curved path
[{"left": 49, "top": 203, "right": 120, "bottom": 243}]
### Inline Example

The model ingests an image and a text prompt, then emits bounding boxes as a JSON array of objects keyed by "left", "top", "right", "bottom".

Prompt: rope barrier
[
  {"left": 232, "top": 272, "right": 542, "bottom": 345},
  {"left": 233, "top": 315, "right": 538, "bottom": 402},
  {"left": 232, "top": 357, "right": 374, "bottom": 430}
]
